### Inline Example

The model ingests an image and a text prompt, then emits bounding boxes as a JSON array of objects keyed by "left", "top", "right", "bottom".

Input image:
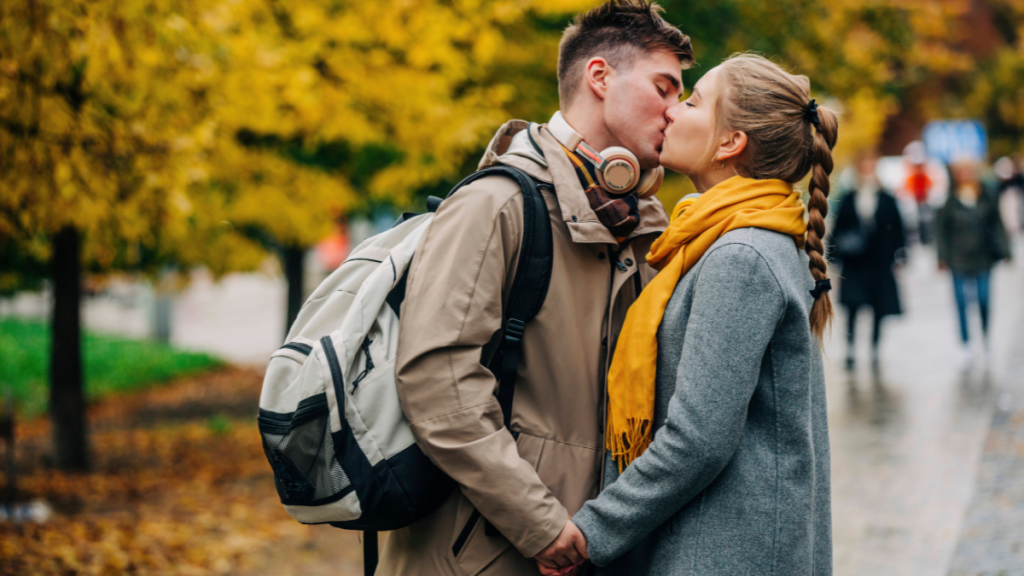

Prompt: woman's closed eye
[{"left": 685, "top": 101, "right": 696, "bottom": 108}]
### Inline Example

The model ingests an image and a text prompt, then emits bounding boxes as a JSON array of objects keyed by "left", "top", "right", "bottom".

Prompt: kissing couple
[{"left": 377, "top": 1, "right": 835, "bottom": 575}]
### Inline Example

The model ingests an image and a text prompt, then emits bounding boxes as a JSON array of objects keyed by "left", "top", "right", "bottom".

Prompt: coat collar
[{"left": 479, "top": 119, "right": 668, "bottom": 245}]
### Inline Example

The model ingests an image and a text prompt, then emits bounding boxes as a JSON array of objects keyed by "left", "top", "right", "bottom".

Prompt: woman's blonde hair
[{"left": 711, "top": 53, "right": 839, "bottom": 339}]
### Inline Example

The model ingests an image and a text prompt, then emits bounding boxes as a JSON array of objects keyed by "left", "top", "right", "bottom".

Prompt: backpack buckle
[{"left": 504, "top": 318, "right": 526, "bottom": 346}]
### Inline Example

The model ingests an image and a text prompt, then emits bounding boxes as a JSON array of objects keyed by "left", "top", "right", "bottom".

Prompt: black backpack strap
[
  {"left": 363, "top": 531, "right": 378, "bottom": 576},
  {"left": 446, "top": 165, "right": 553, "bottom": 432}
]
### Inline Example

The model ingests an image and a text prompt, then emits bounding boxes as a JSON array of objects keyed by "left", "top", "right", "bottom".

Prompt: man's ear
[
  {"left": 584, "top": 57, "right": 612, "bottom": 101},
  {"left": 715, "top": 131, "right": 748, "bottom": 162}
]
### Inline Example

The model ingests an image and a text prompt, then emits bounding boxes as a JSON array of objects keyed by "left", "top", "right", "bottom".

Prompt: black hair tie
[
  {"left": 804, "top": 99, "right": 820, "bottom": 128},
  {"left": 809, "top": 278, "right": 831, "bottom": 299}
]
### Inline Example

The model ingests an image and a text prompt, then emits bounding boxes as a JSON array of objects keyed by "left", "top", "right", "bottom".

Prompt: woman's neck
[{"left": 689, "top": 166, "right": 738, "bottom": 194}]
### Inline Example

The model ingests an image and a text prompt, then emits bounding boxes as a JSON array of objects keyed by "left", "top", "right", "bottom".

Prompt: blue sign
[{"left": 922, "top": 120, "right": 987, "bottom": 164}]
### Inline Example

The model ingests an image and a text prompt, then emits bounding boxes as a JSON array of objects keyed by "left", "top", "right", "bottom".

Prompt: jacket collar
[{"left": 479, "top": 119, "right": 668, "bottom": 245}]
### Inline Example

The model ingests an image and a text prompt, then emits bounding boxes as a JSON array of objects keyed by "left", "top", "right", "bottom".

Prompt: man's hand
[{"left": 534, "top": 520, "right": 588, "bottom": 571}]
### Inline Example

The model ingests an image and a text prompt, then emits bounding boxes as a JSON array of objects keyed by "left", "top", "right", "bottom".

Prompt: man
[{"left": 378, "top": 2, "right": 693, "bottom": 574}]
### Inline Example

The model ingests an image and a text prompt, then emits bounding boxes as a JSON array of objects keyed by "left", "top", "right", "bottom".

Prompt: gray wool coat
[{"left": 573, "top": 227, "right": 832, "bottom": 575}]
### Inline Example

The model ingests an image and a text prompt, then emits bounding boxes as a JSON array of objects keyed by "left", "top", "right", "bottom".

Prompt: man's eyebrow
[{"left": 657, "top": 72, "right": 681, "bottom": 90}]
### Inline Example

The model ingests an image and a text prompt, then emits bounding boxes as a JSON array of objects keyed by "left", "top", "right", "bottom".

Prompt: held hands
[{"left": 534, "top": 519, "right": 588, "bottom": 576}]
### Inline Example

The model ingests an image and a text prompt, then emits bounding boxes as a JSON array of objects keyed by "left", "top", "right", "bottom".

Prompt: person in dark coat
[
  {"left": 936, "top": 159, "right": 1011, "bottom": 364},
  {"left": 832, "top": 151, "right": 906, "bottom": 371}
]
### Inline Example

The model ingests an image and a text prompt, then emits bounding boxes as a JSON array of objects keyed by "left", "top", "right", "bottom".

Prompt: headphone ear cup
[
  {"left": 596, "top": 146, "right": 640, "bottom": 194},
  {"left": 634, "top": 166, "right": 664, "bottom": 198}
]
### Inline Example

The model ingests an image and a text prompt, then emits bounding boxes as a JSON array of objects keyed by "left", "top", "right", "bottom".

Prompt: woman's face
[{"left": 660, "top": 66, "right": 722, "bottom": 177}]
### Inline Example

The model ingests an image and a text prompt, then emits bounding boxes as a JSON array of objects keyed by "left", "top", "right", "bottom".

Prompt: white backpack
[{"left": 257, "top": 166, "right": 553, "bottom": 542}]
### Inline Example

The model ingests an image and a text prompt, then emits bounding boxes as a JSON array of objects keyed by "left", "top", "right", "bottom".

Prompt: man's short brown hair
[{"left": 558, "top": 1, "right": 694, "bottom": 108}]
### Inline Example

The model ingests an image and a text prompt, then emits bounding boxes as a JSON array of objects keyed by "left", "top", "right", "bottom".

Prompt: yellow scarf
[{"left": 606, "top": 176, "right": 808, "bottom": 471}]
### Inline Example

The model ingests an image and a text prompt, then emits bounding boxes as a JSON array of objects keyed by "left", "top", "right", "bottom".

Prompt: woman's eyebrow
[{"left": 691, "top": 86, "right": 702, "bottom": 100}]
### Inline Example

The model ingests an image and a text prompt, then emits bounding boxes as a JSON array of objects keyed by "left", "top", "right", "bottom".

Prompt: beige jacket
[{"left": 378, "top": 120, "right": 669, "bottom": 576}]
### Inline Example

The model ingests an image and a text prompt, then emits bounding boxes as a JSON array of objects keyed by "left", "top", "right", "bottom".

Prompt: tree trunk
[
  {"left": 151, "top": 291, "right": 172, "bottom": 344},
  {"left": 284, "top": 246, "right": 305, "bottom": 336},
  {"left": 50, "top": 226, "right": 89, "bottom": 471}
]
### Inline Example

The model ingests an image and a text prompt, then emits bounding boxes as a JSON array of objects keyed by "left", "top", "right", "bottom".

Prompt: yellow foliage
[
  {"left": 1, "top": 0, "right": 592, "bottom": 276},
  {"left": 833, "top": 89, "right": 898, "bottom": 164}
]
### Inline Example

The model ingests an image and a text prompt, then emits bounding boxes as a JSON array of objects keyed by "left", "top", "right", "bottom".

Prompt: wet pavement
[
  {"left": 826, "top": 236, "right": 1024, "bottom": 576},
  {"left": 948, "top": 300, "right": 1024, "bottom": 574}
]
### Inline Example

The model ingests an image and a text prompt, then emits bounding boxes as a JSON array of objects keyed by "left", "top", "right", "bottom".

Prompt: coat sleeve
[
  {"left": 986, "top": 190, "right": 1012, "bottom": 260},
  {"left": 883, "top": 193, "right": 907, "bottom": 265},
  {"left": 935, "top": 202, "right": 952, "bottom": 266},
  {"left": 572, "top": 243, "right": 786, "bottom": 566},
  {"left": 830, "top": 195, "right": 855, "bottom": 265},
  {"left": 894, "top": 196, "right": 908, "bottom": 260},
  {"left": 395, "top": 177, "right": 567, "bottom": 558}
]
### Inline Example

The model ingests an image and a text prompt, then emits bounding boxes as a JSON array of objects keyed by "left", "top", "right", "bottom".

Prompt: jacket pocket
[
  {"left": 449, "top": 495, "right": 513, "bottom": 576},
  {"left": 447, "top": 431, "right": 537, "bottom": 575}
]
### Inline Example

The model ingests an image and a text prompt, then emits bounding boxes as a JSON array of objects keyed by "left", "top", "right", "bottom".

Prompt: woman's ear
[{"left": 715, "top": 131, "right": 748, "bottom": 162}]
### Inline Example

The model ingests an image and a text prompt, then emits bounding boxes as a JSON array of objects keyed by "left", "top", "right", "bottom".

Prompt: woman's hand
[
  {"left": 536, "top": 560, "right": 585, "bottom": 576},
  {"left": 533, "top": 519, "right": 588, "bottom": 571}
]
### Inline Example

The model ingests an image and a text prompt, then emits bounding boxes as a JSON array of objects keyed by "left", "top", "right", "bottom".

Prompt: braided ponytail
[
  {"left": 804, "top": 107, "right": 838, "bottom": 339},
  {"left": 712, "top": 53, "right": 839, "bottom": 340}
]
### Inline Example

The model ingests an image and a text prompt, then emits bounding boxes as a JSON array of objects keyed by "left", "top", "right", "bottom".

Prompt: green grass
[{"left": 0, "top": 317, "right": 223, "bottom": 417}]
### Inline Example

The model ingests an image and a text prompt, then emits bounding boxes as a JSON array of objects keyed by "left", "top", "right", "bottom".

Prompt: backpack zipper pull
[{"left": 352, "top": 338, "right": 375, "bottom": 390}]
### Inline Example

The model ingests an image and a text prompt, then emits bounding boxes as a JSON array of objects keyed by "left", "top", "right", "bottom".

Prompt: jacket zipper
[{"left": 597, "top": 243, "right": 620, "bottom": 492}]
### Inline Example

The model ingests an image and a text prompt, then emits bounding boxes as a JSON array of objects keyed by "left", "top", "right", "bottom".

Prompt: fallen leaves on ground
[{"left": 0, "top": 367, "right": 366, "bottom": 576}]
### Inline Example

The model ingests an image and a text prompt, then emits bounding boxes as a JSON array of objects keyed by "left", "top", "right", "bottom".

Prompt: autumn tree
[{"left": 0, "top": 0, "right": 265, "bottom": 470}]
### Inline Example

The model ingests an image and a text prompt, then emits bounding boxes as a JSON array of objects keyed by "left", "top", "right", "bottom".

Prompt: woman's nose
[{"left": 665, "top": 102, "right": 680, "bottom": 122}]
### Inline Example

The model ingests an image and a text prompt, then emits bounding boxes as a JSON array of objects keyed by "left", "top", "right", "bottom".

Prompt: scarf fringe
[{"left": 606, "top": 416, "right": 653, "bottom": 473}]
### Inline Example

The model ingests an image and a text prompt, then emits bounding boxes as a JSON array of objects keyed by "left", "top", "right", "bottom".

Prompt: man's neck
[{"left": 561, "top": 106, "right": 618, "bottom": 151}]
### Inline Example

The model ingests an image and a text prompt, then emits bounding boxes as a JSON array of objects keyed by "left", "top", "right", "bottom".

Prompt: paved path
[
  {"left": 948, "top": 285, "right": 1024, "bottom": 575},
  {"left": 827, "top": 237, "right": 1024, "bottom": 576}
]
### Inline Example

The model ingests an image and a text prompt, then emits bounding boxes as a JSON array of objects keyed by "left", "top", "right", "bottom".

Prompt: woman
[
  {"left": 832, "top": 150, "right": 906, "bottom": 371},
  {"left": 935, "top": 159, "right": 1011, "bottom": 363},
  {"left": 542, "top": 53, "right": 836, "bottom": 575}
]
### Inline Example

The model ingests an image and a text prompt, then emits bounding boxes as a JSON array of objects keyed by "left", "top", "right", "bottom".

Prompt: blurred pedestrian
[
  {"left": 936, "top": 159, "right": 1011, "bottom": 364},
  {"left": 904, "top": 141, "right": 935, "bottom": 244},
  {"left": 833, "top": 149, "right": 907, "bottom": 371}
]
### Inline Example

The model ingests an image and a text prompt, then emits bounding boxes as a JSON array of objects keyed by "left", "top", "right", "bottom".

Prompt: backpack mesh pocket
[{"left": 258, "top": 393, "right": 353, "bottom": 506}]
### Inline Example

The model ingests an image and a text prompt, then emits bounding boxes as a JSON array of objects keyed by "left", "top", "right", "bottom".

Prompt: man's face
[{"left": 602, "top": 49, "right": 683, "bottom": 170}]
